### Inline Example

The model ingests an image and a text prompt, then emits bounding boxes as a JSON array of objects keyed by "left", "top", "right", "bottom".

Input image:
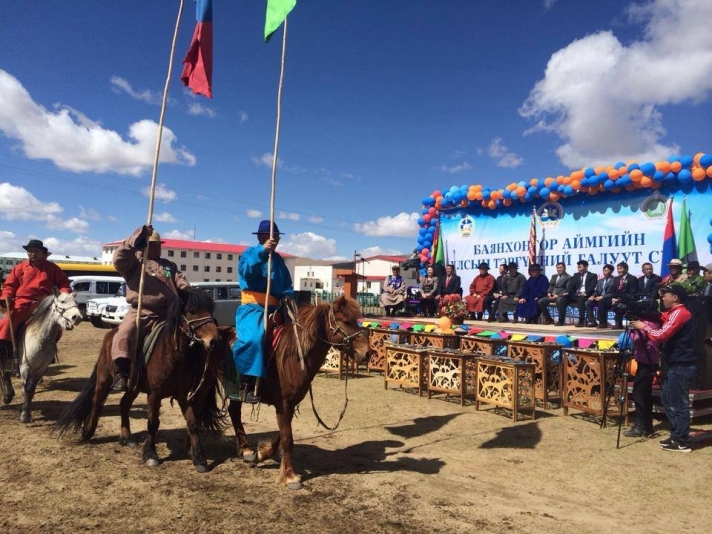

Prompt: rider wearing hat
[
  {"left": 0, "top": 240, "right": 71, "bottom": 355},
  {"left": 233, "top": 220, "right": 294, "bottom": 404},
  {"left": 110, "top": 225, "right": 190, "bottom": 392}
]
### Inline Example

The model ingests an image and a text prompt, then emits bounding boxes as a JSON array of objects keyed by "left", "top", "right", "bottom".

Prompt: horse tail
[
  {"left": 196, "top": 381, "right": 227, "bottom": 436},
  {"left": 54, "top": 364, "right": 99, "bottom": 439}
]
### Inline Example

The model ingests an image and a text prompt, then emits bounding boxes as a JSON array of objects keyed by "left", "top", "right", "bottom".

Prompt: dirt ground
[{"left": 1, "top": 322, "right": 711, "bottom": 534}]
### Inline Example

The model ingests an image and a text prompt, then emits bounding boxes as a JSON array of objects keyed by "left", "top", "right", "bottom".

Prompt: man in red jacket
[{"left": 0, "top": 240, "right": 71, "bottom": 354}]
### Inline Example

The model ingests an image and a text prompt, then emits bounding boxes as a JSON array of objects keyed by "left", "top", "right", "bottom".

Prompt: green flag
[
  {"left": 434, "top": 224, "right": 445, "bottom": 268},
  {"left": 265, "top": 0, "right": 296, "bottom": 42},
  {"left": 677, "top": 198, "right": 696, "bottom": 262}
]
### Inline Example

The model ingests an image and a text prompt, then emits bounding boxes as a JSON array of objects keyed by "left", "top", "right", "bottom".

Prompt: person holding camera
[{"left": 630, "top": 284, "right": 696, "bottom": 452}]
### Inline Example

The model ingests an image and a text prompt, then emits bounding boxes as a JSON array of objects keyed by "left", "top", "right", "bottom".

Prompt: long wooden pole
[
  {"left": 133, "top": 0, "right": 185, "bottom": 377},
  {"left": 257, "top": 17, "right": 289, "bottom": 397}
]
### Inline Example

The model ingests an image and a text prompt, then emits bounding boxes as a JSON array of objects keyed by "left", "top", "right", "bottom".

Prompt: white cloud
[
  {"left": 251, "top": 152, "right": 282, "bottom": 169},
  {"left": 279, "top": 232, "right": 337, "bottom": 258},
  {"left": 240, "top": 111, "right": 249, "bottom": 123},
  {"left": 308, "top": 215, "right": 324, "bottom": 223},
  {"left": 142, "top": 183, "right": 176, "bottom": 203},
  {"left": 277, "top": 211, "right": 300, "bottom": 221},
  {"left": 78, "top": 206, "right": 101, "bottom": 221},
  {"left": 487, "top": 138, "right": 524, "bottom": 168},
  {"left": 0, "top": 69, "right": 195, "bottom": 176},
  {"left": 360, "top": 246, "right": 405, "bottom": 257},
  {"left": 520, "top": 0, "right": 712, "bottom": 167},
  {"left": 163, "top": 229, "right": 194, "bottom": 240},
  {"left": 43, "top": 236, "right": 103, "bottom": 257},
  {"left": 0, "top": 230, "right": 19, "bottom": 252},
  {"left": 46, "top": 215, "right": 89, "bottom": 233},
  {"left": 110, "top": 76, "right": 162, "bottom": 105},
  {"left": 245, "top": 209, "right": 263, "bottom": 218},
  {"left": 323, "top": 255, "right": 350, "bottom": 262},
  {"left": 440, "top": 161, "right": 472, "bottom": 174},
  {"left": 353, "top": 212, "right": 420, "bottom": 237},
  {"left": 543, "top": 0, "right": 559, "bottom": 10},
  {"left": 187, "top": 101, "right": 216, "bottom": 118},
  {"left": 0, "top": 182, "right": 62, "bottom": 221},
  {"left": 154, "top": 212, "right": 177, "bottom": 223}
]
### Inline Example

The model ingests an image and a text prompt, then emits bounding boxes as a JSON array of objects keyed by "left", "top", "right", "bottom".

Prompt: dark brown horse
[
  {"left": 226, "top": 295, "right": 369, "bottom": 489},
  {"left": 56, "top": 289, "right": 224, "bottom": 472}
]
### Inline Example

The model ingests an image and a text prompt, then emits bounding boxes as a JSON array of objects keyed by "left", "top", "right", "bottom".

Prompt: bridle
[
  {"left": 325, "top": 306, "right": 365, "bottom": 356},
  {"left": 178, "top": 314, "right": 217, "bottom": 348},
  {"left": 51, "top": 297, "right": 80, "bottom": 324}
]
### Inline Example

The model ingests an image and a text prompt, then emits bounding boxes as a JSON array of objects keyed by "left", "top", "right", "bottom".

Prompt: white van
[
  {"left": 86, "top": 283, "right": 126, "bottom": 328},
  {"left": 192, "top": 282, "right": 241, "bottom": 327},
  {"left": 70, "top": 276, "right": 125, "bottom": 316}
]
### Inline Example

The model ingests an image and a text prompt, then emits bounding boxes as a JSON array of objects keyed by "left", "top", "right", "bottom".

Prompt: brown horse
[
  {"left": 225, "top": 295, "right": 369, "bottom": 489},
  {"left": 56, "top": 289, "right": 224, "bottom": 472}
]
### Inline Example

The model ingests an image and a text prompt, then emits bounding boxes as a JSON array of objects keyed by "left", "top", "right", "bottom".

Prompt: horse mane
[
  {"left": 165, "top": 289, "right": 215, "bottom": 332},
  {"left": 31, "top": 293, "right": 57, "bottom": 325},
  {"left": 278, "top": 296, "right": 361, "bottom": 360}
]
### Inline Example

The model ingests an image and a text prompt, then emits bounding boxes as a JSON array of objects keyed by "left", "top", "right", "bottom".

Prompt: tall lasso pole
[
  {"left": 133, "top": 0, "right": 185, "bottom": 378},
  {"left": 257, "top": 17, "right": 289, "bottom": 396}
]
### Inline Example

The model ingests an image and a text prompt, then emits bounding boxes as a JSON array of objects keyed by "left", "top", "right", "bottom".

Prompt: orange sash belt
[{"left": 241, "top": 290, "right": 279, "bottom": 307}]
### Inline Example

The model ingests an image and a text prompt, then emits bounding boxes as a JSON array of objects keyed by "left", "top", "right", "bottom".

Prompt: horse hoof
[
  {"left": 2, "top": 391, "right": 13, "bottom": 405},
  {"left": 20, "top": 411, "right": 32, "bottom": 424},
  {"left": 287, "top": 480, "right": 304, "bottom": 491},
  {"left": 145, "top": 458, "right": 160, "bottom": 468},
  {"left": 194, "top": 463, "right": 208, "bottom": 473},
  {"left": 242, "top": 452, "right": 257, "bottom": 463}
]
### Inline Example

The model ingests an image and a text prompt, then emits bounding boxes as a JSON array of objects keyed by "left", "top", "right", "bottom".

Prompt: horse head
[
  {"left": 51, "top": 288, "right": 83, "bottom": 330},
  {"left": 179, "top": 289, "right": 220, "bottom": 352},
  {"left": 328, "top": 295, "right": 369, "bottom": 364}
]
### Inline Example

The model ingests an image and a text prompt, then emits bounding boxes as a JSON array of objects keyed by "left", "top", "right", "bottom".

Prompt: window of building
[
  {"left": 205, "top": 252, "right": 211, "bottom": 259},
  {"left": 204, "top": 265, "right": 210, "bottom": 272},
  {"left": 227, "top": 254, "right": 233, "bottom": 261},
  {"left": 167, "top": 250, "right": 174, "bottom": 257},
  {"left": 227, "top": 267, "right": 233, "bottom": 274},
  {"left": 180, "top": 264, "right": 186, "bottom": 271},
  {"left": 216, "top": 266, "right": 222, "bottom": 273},
  {"left": 192, "top": 265, "right": 199, "bottom": 272},
  {"left": 180, "top": 251, "right": 187, "bottom": 258},
  {"left": 216, "top": 253, "right": 222, "bottom": 260},
  {"left": 193, "top": 252, "right": 199, "bottom": 258}
]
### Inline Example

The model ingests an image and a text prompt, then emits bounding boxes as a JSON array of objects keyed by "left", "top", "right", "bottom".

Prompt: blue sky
[{"left": 1, "top": 0, "right": 711, "bottom": 260}]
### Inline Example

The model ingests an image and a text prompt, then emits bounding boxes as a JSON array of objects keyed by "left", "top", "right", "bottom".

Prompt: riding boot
[
  {"left": 241, "top": 376, "right": 261, "bottom": 404},
  {"left": 111, "top": 358, "right": 131, "bottom": 393}
]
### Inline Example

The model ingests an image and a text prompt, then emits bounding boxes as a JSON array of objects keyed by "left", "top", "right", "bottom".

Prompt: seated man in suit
[
  {"left": 571, "top": 259, "right": 598, "bottom": 327},
  {"left": 537, "top": 262, "right": 573, "bottom": 325},
  {"left": 638, "top": 262, "right": 662, "bottom": 301},
  {"left": 436, "top": 264, "right": 462, "bottom": 304},
  {"left": 517, "top": 263, "right": 549, "bottom": 324},
  {"left": 485, "top": 263, "right": 508, "bottom": 323},
  {"left": 597, "top": 261, "right": 638, "bottom": 329},
  {"left": 584, "top": 264, "right": 615, "bottom": 327}
]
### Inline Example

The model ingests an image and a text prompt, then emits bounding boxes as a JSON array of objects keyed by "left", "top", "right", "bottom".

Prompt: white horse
[{"left": 0, "top": 289, "right": 82, "bottom": 423}]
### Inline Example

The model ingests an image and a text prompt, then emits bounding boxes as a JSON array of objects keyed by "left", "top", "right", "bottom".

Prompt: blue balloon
[
  {"left": 665, "top": 171, "right": 677, "bottom": 181},
  {"left": 564, "top": 185, "right": 574, "bottom": 195},
  {"left": 419, "top": 228, "right": 427, "bottom": 236},
  {"left": 681, "top": 155, "right": 693, "bottom": 169},
  {"left": 653, "top": 170, "right": 665, "bottom": 181},
  {"left": 503, "top": 189, "right": 512, "bottom": 199},
  {"left": 483, "top": 191, "right": 491, "bottom": 200},
  {"left": 539, "top": 187, "right": 550, "bottom": 198},
  {"left": 584, "top": 167, "right": 595, "bottom": 177},
  {"left": 640, "top": 162, "right": 656, "bottom": 176},
  {"left": 527, "top": 186, "right": 537, "bottom": 195},
  {"left": 708, "top": 232, "right": 712, "bottom": 244},
  {"left": 555, "top": 335, "right": 573, "bottom": 348},
  {"left": 617, "top": 332, "right": 632, "bottom": 350},
  {"left": 604, "top": 179, "right": 614, "bottom": 190},
  {"left": 496, "top": 199, "right": 502, "bottom": 206},
  {"left": 678, "top": 169, "right": 692, "bottom": 183},
  {"left": 417, "top": 236, "right": 425, "bottom": 245},
  {"left": 422, "top": 197, "right": 434, "bottom": 206},
  {"left": 668, "top": 155, "right": 681, "bottom": 163},
  {"left": 417, "top": 217, "right": 425, "bottom": 226},
  {"left": 518, "top": 180, "right": 527, "bottom": 187},
  {"left": 427, "top": 225, "right": 436, "bottom": 233},
  {"left": 614, "top": 161, "right": 626, "bottom": 170},
  {"left": 524, "top": 193, "right": 533, "bottom": 201},
  {"left": 700, "top": 155, "right": 712, "bottom": 168},
  {"left": 628, "top": 163, "right": 640, "bottom": 171}
]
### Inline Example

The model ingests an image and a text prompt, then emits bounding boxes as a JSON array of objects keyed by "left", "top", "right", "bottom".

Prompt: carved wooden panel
[
  {"left": 319, "top": 346, "right": 358, "bottom": 379},
  {"left": 562, "top": 349, "right": 628, "bottom": 426},
  {"left": 507, "top": 341, "right": 563, "bottom": 409},
  {"left": 409, "top": 332, "right": 459, "bottom": 350},
  {"left": 459, "top": 336, "right": 507, "bottom": 357},
  {"left": 368, "top": 328, "right": 409, "bottom": 373},
  {"left": 384, "top": 344, "right": 430, "bottom": 396},
  {"left": 475, "top": 357, "right": 536, "bottom": 422},
  {"left": 427, "top": 349, "right": 477, "bottom": 405}
]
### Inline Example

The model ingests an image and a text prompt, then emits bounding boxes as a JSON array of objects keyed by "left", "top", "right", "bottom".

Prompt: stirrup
[
  {"left": 241, "top": 389, "right": 261, "bottom": 404},
  {"left": 110, "top": 374, "right": 128, "bottom": 393}
]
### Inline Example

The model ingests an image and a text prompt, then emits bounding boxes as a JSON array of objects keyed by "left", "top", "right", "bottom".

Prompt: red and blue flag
[
  {"left": 181, "top": 0, "right": 213, "bottom": 98},
  {"left": 660, "top": 198, "right": 676, "bottom": 277}
]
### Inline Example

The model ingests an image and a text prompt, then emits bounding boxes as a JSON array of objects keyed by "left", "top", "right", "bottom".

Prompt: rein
[
  {"left": 181, "top": 314, "right": 218, "bottom": 402},
  {"left": 308, "top": 304, "right": 366, "bottom": 432}
]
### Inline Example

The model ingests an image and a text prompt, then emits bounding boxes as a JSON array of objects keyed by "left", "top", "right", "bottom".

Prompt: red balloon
[
  {"left": 428, "top": 207, "right": 436, "bottom": 216},
  {"left": 423, "top": 214, "right": 431, "bottom": 223}
]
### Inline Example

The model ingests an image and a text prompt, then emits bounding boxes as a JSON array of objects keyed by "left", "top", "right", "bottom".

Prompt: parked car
[
  {"left": 192, "top": 282, "right": 241, "bottom": 326},
  {"left": 86, "top": 283, "right": 126, "bottom": 328},
  {"left": 70, "top": 275, "right": 124, "bottom": 317},
  {"left": 100, "top": 295, "right": 130, "bottom": 326}
]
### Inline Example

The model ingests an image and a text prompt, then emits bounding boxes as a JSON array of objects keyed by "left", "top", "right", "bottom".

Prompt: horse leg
[
  {"left": 276, "top": 405, "right": 302, "bottom": 490},
  {"left": 20, "top": 375, "right": 38, "bottom": 424},
  {"left": 141, "top": 393, "right": 161, "bottom": 467},
  {"left": 227, "top": 399, "right": 255, "bottom": 462},
  {"left": 118, "top": 388, "right": 140, "bottom": 447},
  {"left": 176, "top": 396, "right": 208, "bottom": 473},
  {"left": 1, "top": 370, "right": 15, "bottom": 405}
]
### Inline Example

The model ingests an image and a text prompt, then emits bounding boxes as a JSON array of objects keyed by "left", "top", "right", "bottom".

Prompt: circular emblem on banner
[
  {"left": 641, "top": 194, "right": 667, "bottom": 219},
  {"left": 537, "top": 202, "right": 564, "bottom": 228},
  {"left": 459, "top": 215, "right": 474, "bottom": 237}
]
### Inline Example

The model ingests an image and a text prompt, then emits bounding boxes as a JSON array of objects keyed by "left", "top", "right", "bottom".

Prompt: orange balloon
[
  {"left": 608, "top": 169, "right": 619, "bottom": 179},
  {"left": 506, "top": 183, "right": 516, "bottom": 191},
  {"left": 640, "top": 176, "right": 653, "bottom": 187},
  {"left": 461, "top": 199, "right": 468, "bottom": 207},
  {"left": 516, "top": 186, "right": 526, "bottom": 197},
  {"left": 544, "top": 177, "right": 555, "bottom": 187},
  {"left": 630, "top": 169, "right": 643, "bottom": 182},
  {"left": 481, "top": 200, "right": 488, "bottom": 208},
  {"left": 670, "top": 161, "right": 682, "bottom": 172},
  {"left": 488, "top": 200, "right": 497, "bottom": 209},
  {"left": 594, "top": 166, "right": 605, "bottom": 175},
  {"left": 503, "top": 198, "right": 512, "bottom": 206},
  {"left": 530, "top": 178, "right": 539, "bottom": 187},
  {"left": 571, "top": 180, "right": 581, "bottom": 190},
  {"left": 550, "top": 192, "right": 560, "bottom": 201},
  {"left": 474, "top": 184, "right": 483, "bottom": 191},
  {"left": 467, "top": 191, "right": 477, "bottom": 201},
  {"left": 656, "top": 161, "right": 670, "bottom": 174},
  {"left": 475, "top": 192, "right": 483, "bottom": 201},
  {"left": 651, "top": 180, "right": 663, "bottom": 190},
  {"left": 571, "top": 170, "right": 584, "bottom": 181},
  {"left": 694, "top": 152, "right": 704, "bottom": 165},
  {"left": 692, "top": 168, "right": 706, "bottom": 181},
  {"left": 617, "top": 165, "right": 628, "bottom": 175},
  {"left": 707, "top": 166, "right": 712, "bottom": 178},
  {"left": 588, "top": 187, "right": 599, "bottom": 195},
  {"left": 625, "top": 184, "right": 636, "bottom": 191},
  {"left": 563, "top": 175, "right": 573, "bottom": 185}
]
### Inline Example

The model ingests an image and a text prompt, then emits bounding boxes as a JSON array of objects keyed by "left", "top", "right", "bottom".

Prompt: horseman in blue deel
[{"left": 234, "top": 220, "right": 294, "bottom": 403}]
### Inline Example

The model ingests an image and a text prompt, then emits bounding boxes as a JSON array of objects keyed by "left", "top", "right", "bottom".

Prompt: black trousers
[
  {"left": 632, "top": 362, "right": 658, "bottom": 432},
  {"left": 483, "top": 295, "right": 500, "bottom": 318},
  {"left": 574, "top": 295, "right": 589, "bottom": 323}
]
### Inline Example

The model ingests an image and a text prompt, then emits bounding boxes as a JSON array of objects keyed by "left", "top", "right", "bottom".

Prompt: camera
[
  {"left": 401, "top": 250, "right": 421, "bottom": 271},
  {"left": 612, "top": 294, "right": 659, "bottom": 320}
]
